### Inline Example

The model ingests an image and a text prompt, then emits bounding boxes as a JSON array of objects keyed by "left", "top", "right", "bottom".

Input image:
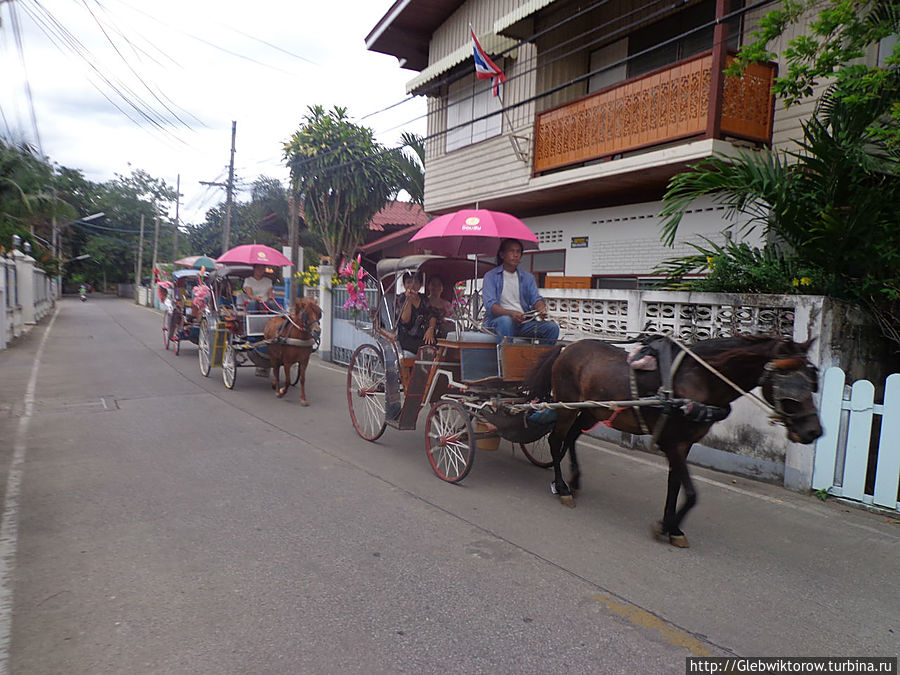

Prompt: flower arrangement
[{"left": 336, "top": 254, "right": 369, "bottom": 314}]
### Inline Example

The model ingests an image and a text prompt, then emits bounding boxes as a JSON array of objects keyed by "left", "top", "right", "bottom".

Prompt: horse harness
[
  {"left": 626, "top": 336, "right": 819, "bottom": 444},
  {"left": 267, "top": 311, "right": 320, "bottom": 348}
]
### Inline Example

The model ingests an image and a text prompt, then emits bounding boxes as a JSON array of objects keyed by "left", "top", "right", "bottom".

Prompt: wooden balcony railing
[{"left": 533, "top": 52, "right": 776, "bottom": 174}]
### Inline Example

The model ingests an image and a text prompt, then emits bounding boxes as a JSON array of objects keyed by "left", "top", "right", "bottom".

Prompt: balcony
[{"left": 533, "top": 52, "right": 776, "bottom": 175}]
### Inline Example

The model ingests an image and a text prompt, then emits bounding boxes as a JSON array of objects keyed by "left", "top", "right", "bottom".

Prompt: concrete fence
[
  {"left": 2, "top": 246, "right": 56, "bottom": 350},
  {"left": 322, "top": 282, "right": 885, "bottom": 492}
]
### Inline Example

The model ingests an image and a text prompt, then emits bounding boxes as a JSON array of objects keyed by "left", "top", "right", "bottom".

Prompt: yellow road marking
[{"left": 591, "top": 594, "right": 712, "bottom": 656}]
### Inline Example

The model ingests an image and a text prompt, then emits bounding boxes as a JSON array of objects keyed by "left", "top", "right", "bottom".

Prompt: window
[
  {"left": 522, "top": 249, "right": 566, "bottom": 287},
  {"left": 627, "top": 0, "right": 743, "bottom": 79},
  {"left": 446, "top": 75, "right": 503, "bottom": 152}
]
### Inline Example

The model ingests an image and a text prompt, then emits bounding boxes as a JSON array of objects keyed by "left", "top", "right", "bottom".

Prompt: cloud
[{"left": 1, "top": 0, "right": 427, "bottom": 226}]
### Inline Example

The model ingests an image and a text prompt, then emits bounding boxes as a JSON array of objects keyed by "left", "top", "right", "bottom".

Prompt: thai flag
[{"left": 470, "top": 28, "right": 506, "bottom": 97}]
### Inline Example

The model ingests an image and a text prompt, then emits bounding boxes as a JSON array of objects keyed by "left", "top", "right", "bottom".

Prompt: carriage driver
[
  {"left": 243, "top": 264, "right": 275, "bottom": 311},
  {"left": 482, "top": 238, "right": 560, "bottom": 344}
]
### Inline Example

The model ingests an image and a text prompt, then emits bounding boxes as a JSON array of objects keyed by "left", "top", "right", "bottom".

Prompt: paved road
[{"left": 0, "top": 297, "right": 897, "bottom": 674}]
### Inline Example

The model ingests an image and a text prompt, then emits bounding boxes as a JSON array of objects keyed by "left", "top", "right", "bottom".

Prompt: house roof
[
  {"left": 368, "top": 201, "right": 428, "bottom": 232},
  {"left": 365, "top": 0, "right": 466, "bottom": 71},
  {"left": 359, "top": 223, "right": 425, "bottom": 254}
]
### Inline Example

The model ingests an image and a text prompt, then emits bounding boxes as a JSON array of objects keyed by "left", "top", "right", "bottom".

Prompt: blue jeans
[{"left": 485, "top": 316, "right": 560, "bottom": 344}]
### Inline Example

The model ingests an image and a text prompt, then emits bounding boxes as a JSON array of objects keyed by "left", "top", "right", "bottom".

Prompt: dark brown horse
[
  {"left": 523, "top": 334, "right": 823, "bottom": 547},
  {"left": 263, "top": 296, "right": 322, "bottom": 406}
]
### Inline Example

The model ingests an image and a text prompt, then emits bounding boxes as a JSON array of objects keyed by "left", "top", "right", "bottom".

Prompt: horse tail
[{"left": 522, "top": 344, "right": 565, "bottom": 401}]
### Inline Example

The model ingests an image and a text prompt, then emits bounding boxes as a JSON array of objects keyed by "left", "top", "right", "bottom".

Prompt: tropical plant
[
  {"left": 394, "top": 131, "right": 425, "bottom": 206},
  {"left": 729, "top": 0, "right": 900, "bottom": 153},
  {"left": 659, "top": 90, "right": 900, "bottom": 347},
  {"left": 283, "top": 105, "right": 407, "bottom": 265}
]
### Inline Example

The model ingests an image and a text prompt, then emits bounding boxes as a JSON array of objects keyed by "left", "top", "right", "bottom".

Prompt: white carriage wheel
[
  {"left": 346, "top": 344, "right": 387, "bottom": 441},
  {"left": 198, "top": 318, "right": 211, "bottom": 377},
  {"left": 425, "top": 400, "right": 475, "bottom": 483},
  {"left": 222, "top": 339, "right": 237, "bottom": 389}
]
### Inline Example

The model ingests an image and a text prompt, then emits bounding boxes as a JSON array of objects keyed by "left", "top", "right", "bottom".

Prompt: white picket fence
[{"left": 812, "top": 367, "right": 900, "bottom": 511}]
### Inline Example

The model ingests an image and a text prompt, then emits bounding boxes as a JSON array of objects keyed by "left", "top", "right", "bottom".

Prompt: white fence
[
  {"left": 2, "top": 248, "right": 55, "bottom": 350},
  {"left": 812, "top": 368, "right": 900, "bottom": 511}
]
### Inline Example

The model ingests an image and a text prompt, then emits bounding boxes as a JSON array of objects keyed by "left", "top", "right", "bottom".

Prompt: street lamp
[{"left": 55, "top": 212, "right": 105, "bottom": 298}]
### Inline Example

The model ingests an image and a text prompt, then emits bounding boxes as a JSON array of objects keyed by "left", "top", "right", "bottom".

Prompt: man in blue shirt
[{"left": 482, "top": 238, "right": 560, "bottom": 344}]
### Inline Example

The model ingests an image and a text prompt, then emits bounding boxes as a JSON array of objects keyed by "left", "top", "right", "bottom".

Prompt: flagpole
[{"left": 470, "top": 24, "right": 527, "bottom": 163}]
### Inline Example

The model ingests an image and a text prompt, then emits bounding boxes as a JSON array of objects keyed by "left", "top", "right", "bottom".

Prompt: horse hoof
[
  {"left": 299, "top": 400, "right": 309, "bottom": 407},
  {"left": 559, "top": 494, "right": 576, "bottom": 508},
  {"left": 669, "top": 534, "right": 690, "bottom": 548},
  {"left": 651, "top": 522, "right": 668, "bottom": 542}
]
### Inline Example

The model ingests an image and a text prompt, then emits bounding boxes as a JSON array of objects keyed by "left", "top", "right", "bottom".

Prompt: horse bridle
[{"left": 758, "top": 359, "right": 820, "bottom": 423}]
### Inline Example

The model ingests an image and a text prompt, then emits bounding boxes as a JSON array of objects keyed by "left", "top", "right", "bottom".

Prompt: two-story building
[{"left": 365, "top": 0, "right": 824, "bottom": 288}]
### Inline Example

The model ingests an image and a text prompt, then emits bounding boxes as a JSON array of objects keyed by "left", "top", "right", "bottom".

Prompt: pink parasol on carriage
[
  {"left": 409, "top": 209, "right": 539, "bottom": 256},
  {"left": 217, "top": 244, "right": 291, "bottom": 267}
]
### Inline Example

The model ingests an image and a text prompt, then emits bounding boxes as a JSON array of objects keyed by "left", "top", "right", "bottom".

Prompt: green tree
[
  {"left": 730, "top": 0, "right": 900, "bottom": 151},
  {"left": 283, "top": 105, "right": 406, "bottom": 264},
  {"left": 394, "top": 131, "right": 425, "bottom": 206},
  {"left": 659, "top": 92, "right": 900, "bottom": 347}
]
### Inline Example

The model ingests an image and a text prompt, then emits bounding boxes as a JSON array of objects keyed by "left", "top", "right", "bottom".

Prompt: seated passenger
[
  {"left": 396, "top": 272, "right": 436, "bottom": 354},
  {"left": 243, "top": 264, "right": 275, "bottom": 311},
  {"left": 481, "top": 238, "right": 560, "bottom": 344},
  {"left": 424, "top": 275, "right": 454, "bottom": 341}
]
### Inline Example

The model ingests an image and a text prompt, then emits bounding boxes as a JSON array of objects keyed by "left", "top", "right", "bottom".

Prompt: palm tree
[
  {"left": 659, "top": 87, "right": 900, "bottom": 346},
  {"left": 394, "top": 131, "right": 425, "bottom": 206}
]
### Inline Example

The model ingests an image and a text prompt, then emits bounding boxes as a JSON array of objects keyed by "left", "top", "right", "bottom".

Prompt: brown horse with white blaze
[
  {"left": 523, "top": 334, "right": 824, "bottom": 548},
  {"left": 263, "top": 296, "right": 322, "bottom": 406}
]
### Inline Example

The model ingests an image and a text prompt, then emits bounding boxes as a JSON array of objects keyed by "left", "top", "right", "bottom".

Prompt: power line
[
  {"left": 7, "top": 0, "right": 43, "bottom": 154},
  {"left": 287, "top": 0, "right": 773, "bottom": 179}
]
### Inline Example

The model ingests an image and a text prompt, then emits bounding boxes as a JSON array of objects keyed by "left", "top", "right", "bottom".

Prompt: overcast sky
[{"left": 0, "top": 0, "right": 427, "bottom": 225}]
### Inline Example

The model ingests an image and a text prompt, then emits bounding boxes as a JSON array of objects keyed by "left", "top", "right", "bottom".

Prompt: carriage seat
[{"left": 445, "top": 330, "right": 494, "bottom": 342}]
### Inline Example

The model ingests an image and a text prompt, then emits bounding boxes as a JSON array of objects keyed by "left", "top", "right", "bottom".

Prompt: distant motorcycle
[{"left": 79, "top": 286, "right": 87, "bottom": 302}]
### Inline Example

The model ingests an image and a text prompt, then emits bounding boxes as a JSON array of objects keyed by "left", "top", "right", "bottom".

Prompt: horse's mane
[
  {"left": 688, "top": 334, "right": 801, "bottom": 368},
  {"left": 293, "top": 295, "right": 321, "bottom": 318}
]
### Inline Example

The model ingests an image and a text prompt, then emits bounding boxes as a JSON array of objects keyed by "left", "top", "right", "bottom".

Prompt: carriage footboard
[{"left": 478, "top": 408, "right": 553, "bottom": 445}]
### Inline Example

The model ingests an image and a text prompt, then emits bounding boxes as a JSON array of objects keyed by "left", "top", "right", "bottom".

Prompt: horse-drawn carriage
[
  {"left": 162, "top": 268, "right": 209, "bottom": 355},
  {"left": 197, "top": 264, "right": 320, "bottom": 397},
  {"left": 347, "top": 252, "right": 824, "bottom": 547},
  {"left": 346, "top": 255, "right": 559, "bottom": 483}
]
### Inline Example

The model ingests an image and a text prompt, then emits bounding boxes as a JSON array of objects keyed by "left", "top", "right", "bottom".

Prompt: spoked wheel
[
  {"left": 425, "top": 400, "right": 475, "bottom": 483},
  {"left": 346, "top": 344, "right": 387, "bottom": 441},
  {"left": 290, "top": 362, "right": 301, "bottom": 386},
  {"left": 520, "top": 435, "right": 554, "bottom": 468},
  {"left": 162, "top": 310, "right": 171, "bottom": 350},
  {"left": 198, "top": 318, "right": 211, "bottom": 377},
  {"left": 222, "top": 339, "right": 237, "bottom": 389}
]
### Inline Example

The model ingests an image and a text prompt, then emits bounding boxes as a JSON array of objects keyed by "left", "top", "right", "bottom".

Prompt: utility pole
[
  {"left": 199, "top": 121, "right": 237, "bottom": 255},
  {"left": 223, "top": 121, "right": 236, "bottom": 255},
  {"left": 151, "top": 208, "right": 160, "bottom": 299},
  {"left": 172, "top": 174, "right": 181, "bottom": 261},
  {"left": 135, "top": 214, "right": 145, "bottom": 303},
  {"left": 288, "top": 189, "right": 299, "bottom": 305}
]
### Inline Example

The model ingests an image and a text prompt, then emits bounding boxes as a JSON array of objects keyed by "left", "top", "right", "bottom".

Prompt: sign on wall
[{"left": 571, "top": 236, "right": 589, "bottom": 248}]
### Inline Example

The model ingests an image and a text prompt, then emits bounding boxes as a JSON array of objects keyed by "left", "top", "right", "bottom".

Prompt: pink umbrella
[
  {"left": 409, "top": 209, "right": 539, "bottom": 256},
  {"left": 217, "top": 244, "right": 291, "bottom": 267}
]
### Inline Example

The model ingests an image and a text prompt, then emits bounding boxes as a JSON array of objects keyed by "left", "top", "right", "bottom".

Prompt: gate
[
  {"left": 331, "top": 283, "right": 379, "bottom": 366},
  {"left": 812, "top": 367, "right": 900, "bottom": 511}
]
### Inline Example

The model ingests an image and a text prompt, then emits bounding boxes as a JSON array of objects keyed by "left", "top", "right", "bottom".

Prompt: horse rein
[{"left": 664, "top": 336, "right": 818, "bottom": 425}]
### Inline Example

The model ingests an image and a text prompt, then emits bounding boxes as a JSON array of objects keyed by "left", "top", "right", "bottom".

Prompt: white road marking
[{"left": 0, "top": 306, "right": 59, "bottom": 674}]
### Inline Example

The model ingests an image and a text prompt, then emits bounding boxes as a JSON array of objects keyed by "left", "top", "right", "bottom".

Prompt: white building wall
[{"left": 522, "top": 196, "right": 762, "bottom": 278}]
